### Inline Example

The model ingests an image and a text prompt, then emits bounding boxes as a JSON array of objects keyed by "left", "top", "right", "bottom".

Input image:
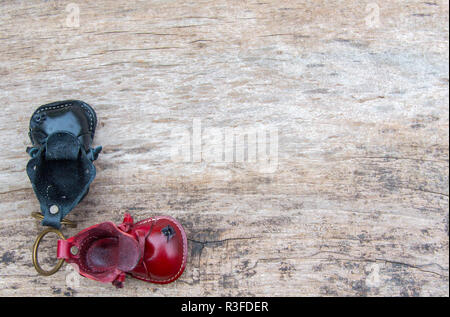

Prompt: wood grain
[{"left": 0, "top": 0, "right": 448, "bottom": 296}]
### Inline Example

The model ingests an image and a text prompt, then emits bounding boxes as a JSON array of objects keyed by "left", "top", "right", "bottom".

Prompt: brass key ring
[
  {"left": 32, "top": 228, "right": 66, "bottom": 276},
  {"left": 31, "top": 212, "right": 77, "bottom": 228}
]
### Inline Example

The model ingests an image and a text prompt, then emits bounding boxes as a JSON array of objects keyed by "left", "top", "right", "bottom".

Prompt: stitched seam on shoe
[
  {"left": 35, "top": 102, "right": 94, "bottom": 133},
  {"left": 79, "top": 103, "right": 94, "bottom": 135},
  {"left": 35, "top": 103, "right": 70, "bottom": 114},
  {"left": 132, "top": 218, "right": 187, "bottom": 283}
]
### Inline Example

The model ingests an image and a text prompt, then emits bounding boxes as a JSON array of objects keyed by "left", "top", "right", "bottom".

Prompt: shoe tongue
[{"left": 45, "top": 132, "right": 80, "bottom": 160}]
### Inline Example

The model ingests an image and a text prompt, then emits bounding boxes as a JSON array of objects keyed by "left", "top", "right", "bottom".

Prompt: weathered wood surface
[{"left": 0, "top": 0, "right": 448, "bottom": 297}]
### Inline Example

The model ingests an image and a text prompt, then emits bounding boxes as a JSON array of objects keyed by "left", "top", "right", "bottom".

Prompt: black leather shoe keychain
[{"left": 26, "top": 100, "right": 102, "bottom": 229}]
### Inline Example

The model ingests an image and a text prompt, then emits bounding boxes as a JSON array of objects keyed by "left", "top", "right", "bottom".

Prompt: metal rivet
[
  {"left": 49, "top": 205, "right": 59, "bottom": 214},
  {"left": 70, "top": 246, "right": 79, "bottom": 255}
]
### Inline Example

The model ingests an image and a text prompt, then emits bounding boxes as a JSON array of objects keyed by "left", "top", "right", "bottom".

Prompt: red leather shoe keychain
[{"left": 32, "top": 213, "right": 188, "bottom": 287}]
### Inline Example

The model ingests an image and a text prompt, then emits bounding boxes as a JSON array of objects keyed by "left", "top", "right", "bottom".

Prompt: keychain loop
[
  {"left": 31, "top": 212, "right": 77, "bottom": 228},
  {"left": 32, "top": 228, "right": 66, "bottom": 276}
]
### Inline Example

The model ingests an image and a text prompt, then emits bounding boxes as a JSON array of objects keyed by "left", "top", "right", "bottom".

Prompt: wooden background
[{"left": 0, "top": 0, "right": 448, "bottom": 296}]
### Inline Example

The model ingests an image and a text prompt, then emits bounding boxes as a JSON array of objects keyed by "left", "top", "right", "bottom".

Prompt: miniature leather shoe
[
  {"left": 56, "top": 213, "right": 188, "bottom": 287},
  {"left": 26, "top": 100, "right": 102, "bottom": 228}
]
